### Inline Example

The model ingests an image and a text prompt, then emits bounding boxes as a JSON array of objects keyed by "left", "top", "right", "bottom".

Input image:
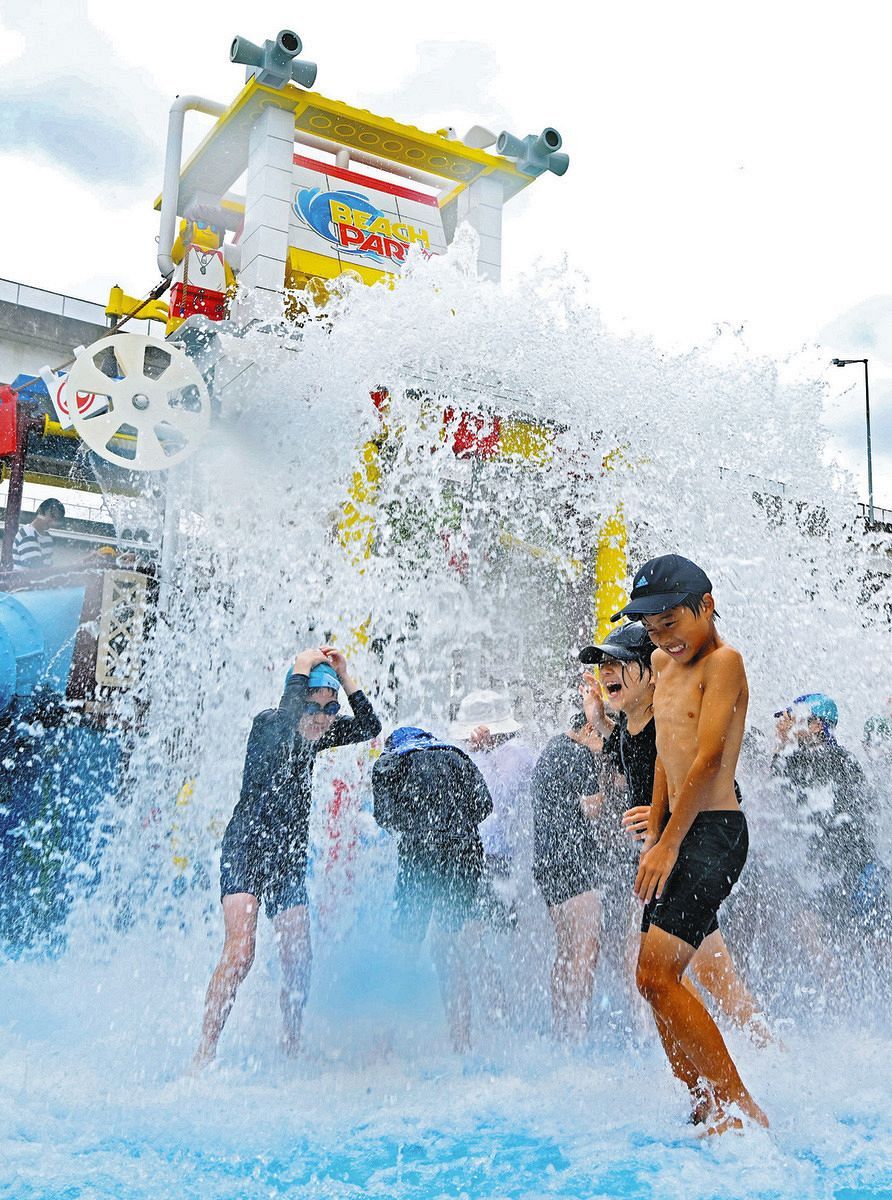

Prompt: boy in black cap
[
  {"left": 612, "top": 555, "right": 768, "bottom": 1133},
  {"left": 583, "top": 625, "right": 771, "bottom": 1049}
]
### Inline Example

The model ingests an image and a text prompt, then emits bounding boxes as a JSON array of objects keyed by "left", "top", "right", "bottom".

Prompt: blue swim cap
[
  {"left": 308, "top": 662, "right": 340, "bottom": 692},
  {"left": 794, "top": 693, "right": 838, "bottom": 726},
  {"left": 774, "top": 693, "right": 838, "bottom": 725},
  {"left": 285, "top": 662, "right": 341, "bottom": 691}
]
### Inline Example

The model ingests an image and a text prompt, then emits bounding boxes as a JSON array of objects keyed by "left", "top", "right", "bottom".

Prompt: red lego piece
[
  {"left": 443, "top": 406, "right": 501, "bottom": 458},
  {"left": 0, "top": 385, "right": 17, "bottom": 456},
  {"left": 169, "top": 282, "right": 228, "bottom": 322}
]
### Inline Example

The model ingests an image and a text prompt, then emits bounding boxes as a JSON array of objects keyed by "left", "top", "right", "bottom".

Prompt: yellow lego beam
[
  {"left": 106, "top": 285, "right": 169, "bottom": 325},
  {"left": 154, "top": 77, "right": 536, "bottom": 219}
]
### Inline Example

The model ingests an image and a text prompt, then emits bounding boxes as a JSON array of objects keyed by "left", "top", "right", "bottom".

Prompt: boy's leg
[
  {"left": 547, "top": 889, "right": 603, "bottom": 1042},
  {"left": 273, "top": 903, "right": 312, "bottom": 1056},
  {"left": 637, "top": 925, "right": 768, "bottom": 1128},
  {"left": 689, "top": 930, "right": 771, "bottom": 1046},
  {"left": 194, "top": 892, "right": 259, "bottom": 1067}
]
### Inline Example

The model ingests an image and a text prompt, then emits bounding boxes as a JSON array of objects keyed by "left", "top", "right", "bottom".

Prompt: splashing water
[{"left": 3, "top": 236, "right": 892, "bottom": 1198}]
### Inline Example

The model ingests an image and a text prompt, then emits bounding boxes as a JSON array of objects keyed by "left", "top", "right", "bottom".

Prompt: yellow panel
[
  {"left": 498, "top": 418, "right": 552, "bottom": 463},
  {"left": 593, "top": 507, "right": 628, "bottom": 643},
  {"left": 286, "top": 247, "right": 388, "bottom": 290},
  {"left": 286, "top": 247, "right": 343, "bottom": 282}
]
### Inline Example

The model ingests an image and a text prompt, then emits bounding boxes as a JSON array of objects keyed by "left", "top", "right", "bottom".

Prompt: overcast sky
[{"left": 1, "top": 0, "right": 891, "bottom": 507}]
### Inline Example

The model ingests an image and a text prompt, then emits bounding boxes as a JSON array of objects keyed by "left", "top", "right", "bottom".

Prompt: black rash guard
[{"left": 220, "top": 673, "right": 381, "bottom": 914}]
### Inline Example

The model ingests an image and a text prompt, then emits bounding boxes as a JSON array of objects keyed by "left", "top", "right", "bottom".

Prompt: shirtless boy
[
  {"left": 612, "top": 554, "right": 768, "bottom": 1133},
  {"left": 583, "top": 623, "right": 771, "bottom": 1046}
]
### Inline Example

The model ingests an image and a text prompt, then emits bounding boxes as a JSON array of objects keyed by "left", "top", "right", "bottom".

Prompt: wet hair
[
  {"left": 36, "top": 498, "right": 65, "bottom": 521},
  {"left": 621, "top": 658, "right": 653, "bottom": 683},
  {"left": 678, "top": 592, "right": 719, "bottom": 621}
]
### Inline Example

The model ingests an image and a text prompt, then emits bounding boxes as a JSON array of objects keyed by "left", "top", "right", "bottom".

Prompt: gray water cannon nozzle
[
  {"left": 496, "top": 126, "right": 569, "bottom": 178},
  {"left": 230, "top": 29, "right": 318, "bottom": 90}
]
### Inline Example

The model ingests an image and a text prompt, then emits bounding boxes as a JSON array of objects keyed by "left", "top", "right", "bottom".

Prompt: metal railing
[
  {"left": 0, "top": 277, "right": 107, "bottom": 326},
  {"left": 858, "top": 503, "right": 892, "bottom": 528}
]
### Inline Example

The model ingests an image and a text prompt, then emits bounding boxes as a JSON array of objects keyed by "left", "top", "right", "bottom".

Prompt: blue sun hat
[{"left": 384, "top": 726, "right": 453, "bottom": 755}]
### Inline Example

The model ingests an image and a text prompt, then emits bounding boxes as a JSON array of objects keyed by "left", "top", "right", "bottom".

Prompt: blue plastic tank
[{"left": 0, "top": 587, "right": 85, "bottom": 711}]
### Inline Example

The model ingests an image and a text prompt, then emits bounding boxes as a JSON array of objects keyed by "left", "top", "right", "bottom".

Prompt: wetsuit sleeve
[
  {"left": 238, "top": 713, "right": 274, "bottom": 807},
  {"left": 371, "top": 759, "right": 399, "bottom": 831},
  {"left": 326, "top": 690, "right": 383, "bottom": 748},
  {"left": 831, "top": 753, "right": 873, "bottom": 847},
  {"left": 467, "top": 758, "right": 494, "bottom": 826}
]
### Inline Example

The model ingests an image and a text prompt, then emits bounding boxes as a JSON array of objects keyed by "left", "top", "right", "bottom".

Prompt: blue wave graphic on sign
[{"left": 293, "top": 187, "right": 388, "bottom": 263}]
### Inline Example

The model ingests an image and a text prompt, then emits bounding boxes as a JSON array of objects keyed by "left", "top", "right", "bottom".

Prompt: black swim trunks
[
  {"left": 641, "top": 810, "right": 748, "bottom": 950},
  {"left": 392, "top": 837, "right": 484, "bottom": 942}
]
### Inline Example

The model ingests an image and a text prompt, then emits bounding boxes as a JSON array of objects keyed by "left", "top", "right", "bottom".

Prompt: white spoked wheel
[{"left": 67, "top": 333, "right": 211, "bottom": 471}]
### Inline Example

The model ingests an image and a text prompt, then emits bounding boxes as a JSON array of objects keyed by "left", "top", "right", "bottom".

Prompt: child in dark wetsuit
[
  {"left": 194, "top": 646, "right": 381, "bottom": 1068},
  {"left": 530, "top": 678, "right": 615, "bottom": 1042},
  {"left": 773, "top": 694, "right": 890, "bottom": 946},
  {"left": 372, "top": 726, "right": 493, "bottom": 1053},
  {"left": 582, "top": 623, "right": 770, "bottom": 1045}
]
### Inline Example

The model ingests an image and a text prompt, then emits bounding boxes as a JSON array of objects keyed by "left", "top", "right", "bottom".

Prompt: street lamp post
[{"left": 831, "top": 356, "right": 874, "bottom": 524}]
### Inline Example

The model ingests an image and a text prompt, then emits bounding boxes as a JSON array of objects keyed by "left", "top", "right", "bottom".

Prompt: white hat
[{"left": 450, "top": 689, "right": 521, "bottom": 740}]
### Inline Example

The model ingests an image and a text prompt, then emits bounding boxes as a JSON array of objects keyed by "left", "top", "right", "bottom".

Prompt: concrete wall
[{"left": 0, "top": 299, "right": 106, "bottom": 387}]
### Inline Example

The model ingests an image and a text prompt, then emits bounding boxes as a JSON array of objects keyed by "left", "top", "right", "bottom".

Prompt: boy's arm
[
  {"left": 326, "top": 689, "right": 383, "bottom": 746},
  {"left": 320, "top": 646, "right": 382, "bottom": 746},
  {"left": 635, "top": 650, "right": 745, "bottom": 903},
  {"left": 645, "top": 756, "right": 670, "bottom": 846}
]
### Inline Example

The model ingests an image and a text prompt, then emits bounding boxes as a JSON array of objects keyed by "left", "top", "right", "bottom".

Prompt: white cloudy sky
[{"left": 1, "top": 0, "right": 892, "bottom": 507}]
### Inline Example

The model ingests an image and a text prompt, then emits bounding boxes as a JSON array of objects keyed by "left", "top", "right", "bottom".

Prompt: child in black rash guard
[
  {"left": 194, "top": 646, "right": 381, "bottom": 1069},
  {"left": 530, "top": 677, "right": 616, "bottom": 1042},
  {"left": 774, "top": 693, "right": 891, "bottom": 948},
  {"left": 581, "top": 624, "right": 771, "bottom": 1052}
]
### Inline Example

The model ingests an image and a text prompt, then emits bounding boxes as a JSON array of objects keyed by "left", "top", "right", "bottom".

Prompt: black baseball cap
[
  {"left": 579, "top": 622, "right": 654, "bottom": 666},
  {"left": 611, "top": 554, "right": 713, "bottom": 622}
]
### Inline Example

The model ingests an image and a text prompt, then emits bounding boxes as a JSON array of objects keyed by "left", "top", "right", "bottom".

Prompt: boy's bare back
[{"left": 652, "top": 640, "right": 748, "bottom": 813}]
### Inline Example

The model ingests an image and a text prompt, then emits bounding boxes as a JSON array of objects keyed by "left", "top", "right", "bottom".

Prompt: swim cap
[
  {"left": 774, "top": 693, "right": 838, "bottom": 726},
  {"left": 308, "top": 662, "right": 340, "bottom": 692}
]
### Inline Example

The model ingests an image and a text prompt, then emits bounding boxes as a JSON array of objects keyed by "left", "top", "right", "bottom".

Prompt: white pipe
[{"left": 157, "top": 95, "right": 228, "bottom": 278}]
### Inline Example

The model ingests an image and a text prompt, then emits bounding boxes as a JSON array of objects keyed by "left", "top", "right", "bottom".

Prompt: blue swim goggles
[{"left": 304, "top": 700, "right": 341, "bottom": 716}]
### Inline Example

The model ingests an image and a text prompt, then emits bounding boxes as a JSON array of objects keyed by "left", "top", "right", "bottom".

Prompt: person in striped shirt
[{"left": 12, "top": 498, "right": 65, "bottom": 570}]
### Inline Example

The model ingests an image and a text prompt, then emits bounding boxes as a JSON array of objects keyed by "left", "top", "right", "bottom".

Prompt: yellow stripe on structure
[
  {"left": 594, "top": 507, "right": 628, "bottom": 642},
  {"left": 338, "top": 436, "right": 382, "bottom": 567}
]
